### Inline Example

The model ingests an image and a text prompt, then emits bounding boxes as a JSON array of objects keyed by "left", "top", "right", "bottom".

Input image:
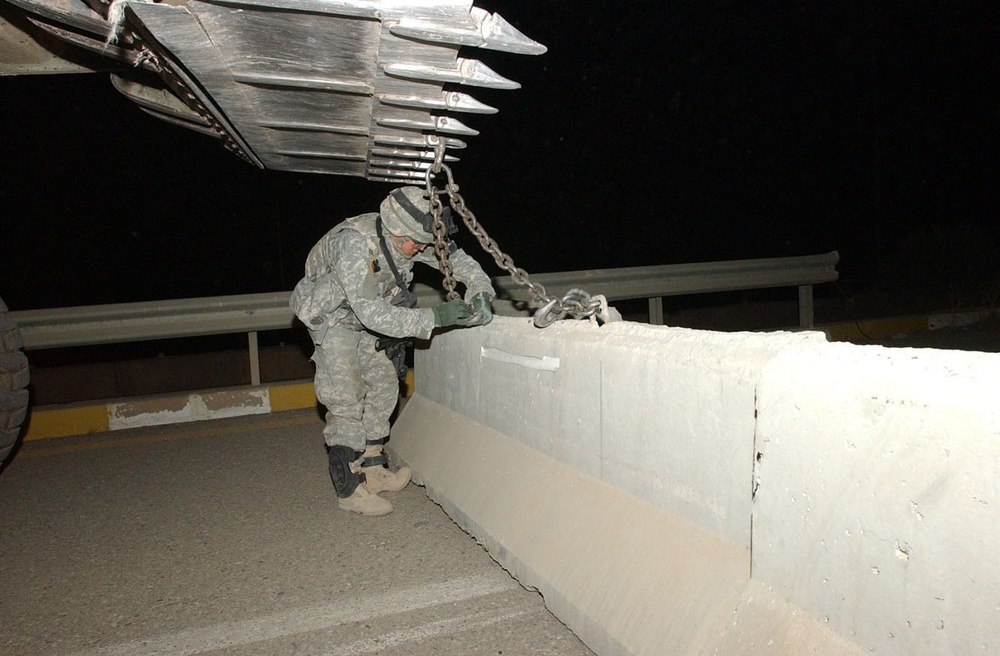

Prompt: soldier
[{"left": 290, "top": 186, "right": 495, "bottom": 516}]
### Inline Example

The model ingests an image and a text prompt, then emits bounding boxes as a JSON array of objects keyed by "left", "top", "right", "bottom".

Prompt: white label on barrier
[{"left": 481, "top": 347, "right": 560, "bottom": 371}]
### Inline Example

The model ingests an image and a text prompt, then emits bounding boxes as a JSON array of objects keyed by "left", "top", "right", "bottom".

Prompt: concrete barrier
[
  {"left": 388, "top": 315, "right": 1000, "bottom": 655},
  {"left": 754, "top": 342, "right": 1000, "bottom": 654}
]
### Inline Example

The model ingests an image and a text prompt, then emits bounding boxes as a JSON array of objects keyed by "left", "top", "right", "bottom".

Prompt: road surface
[{"left": 0, "top": 410, "right": 594, "bottom": 655}]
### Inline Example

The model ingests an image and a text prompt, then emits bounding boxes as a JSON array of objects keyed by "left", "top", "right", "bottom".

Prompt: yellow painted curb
[
  {"left": 269, "top": 381, "right": 319, "bottom": 412},
  {"left": 822, "top": 315, "right": 930, "bottom": 342},
  {"left": 23, "top": 404, "right": 110, "bottom": 442},
  {"left": 22, "top": 371, "right": 416, "bottom": 443}
]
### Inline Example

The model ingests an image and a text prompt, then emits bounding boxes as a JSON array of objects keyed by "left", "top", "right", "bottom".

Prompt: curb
[
  {"left": 821, "top": 308, "right": 997, "bottom": 342},
  {"left": 821, "top": 315, "right": 930, "bottom": 342},
  {"left": 22, "top": 370, "right": 414, "bottom": 442}
]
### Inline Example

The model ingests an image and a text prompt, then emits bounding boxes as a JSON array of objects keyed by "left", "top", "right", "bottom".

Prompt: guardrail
[
  {"left": 491, "top": 251, "right": 840, "bottom": 326},
  {"left": 10, "top": 251, "right": 838, "bottom": 385}
]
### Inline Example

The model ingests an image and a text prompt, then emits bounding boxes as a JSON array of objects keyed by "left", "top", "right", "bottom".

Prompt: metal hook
[
  {"left": 532, "top": 297, "right": 565, "bottom": 328},
  {"left": 431, "top": 140, "right": 446, "bottom": 173}
]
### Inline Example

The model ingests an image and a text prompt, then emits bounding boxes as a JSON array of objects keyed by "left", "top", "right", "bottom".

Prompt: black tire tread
[{"left": 0, "top": 298, "right": 30, "bottom": 465}]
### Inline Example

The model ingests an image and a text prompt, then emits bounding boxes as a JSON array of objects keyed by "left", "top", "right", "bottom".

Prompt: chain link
[
  {"left": 429, "top": 186, "right": 459, "bottom": 301},
  {"left": 424, "top": 153, "right": 606, "bottom": 328}
]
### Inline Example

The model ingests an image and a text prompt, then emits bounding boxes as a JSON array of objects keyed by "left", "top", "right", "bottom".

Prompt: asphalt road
[{"left": 0, "top": 410, "right": 594, "bottom": 656}]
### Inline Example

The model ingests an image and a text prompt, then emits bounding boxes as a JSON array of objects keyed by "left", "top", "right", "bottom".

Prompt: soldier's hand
[
  {"left": 467, "top": 292, "right": 494, "bottom": 326},
  {"left": 433, "top": 299, "right": 473, "bottom": 327}
]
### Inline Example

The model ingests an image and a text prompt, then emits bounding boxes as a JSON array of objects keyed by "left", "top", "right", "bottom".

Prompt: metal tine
[
  {"left": 231, "top": 71, "right": 372, "bottom": 94},
  {"left": 378, "top": 91, "right": 497, "bottom": 115},
  {"left": 369, "top": 158, "right": 433, "bottom": 171},
  {"left": 373, "top": 134, "right": 467, "bottom": 150},
  {"left": 389, "top": 6, "right": 546, "bottom": 56},
  {"left": 377, "top": 115, "right": 479, "bottom": 137},
  {"left": 371, "top": 147, "right": 459, "bottom": 162},
  {"left": 275, "top": 150, "right": 367, "bottom": 161},
  {"left": 385, "top": 58, "right": 519, "bottom": 90},
  {"left": 368, "top": 168, "right": 426, "bottom": 181},
  {"left": 257, "top": 120, "right": 369, "bottom": 136},
  {"left": 196, "top": 0, "right": 374, "bottom": 19}
]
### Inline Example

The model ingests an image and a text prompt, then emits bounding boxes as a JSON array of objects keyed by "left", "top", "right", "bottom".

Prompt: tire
[{"left": 0, "top": 297, "right": 30, "bottom": 469}]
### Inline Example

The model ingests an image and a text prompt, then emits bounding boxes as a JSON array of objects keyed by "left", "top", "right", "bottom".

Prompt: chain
[
  {"left": 429, "top": 186, "right": 459, "bottom": 301},
  {"left": 424, "top": 149, "right": 605, "bottom": 328}
]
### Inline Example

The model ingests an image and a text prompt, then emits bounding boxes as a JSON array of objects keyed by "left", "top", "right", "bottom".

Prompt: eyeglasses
[{"left": 390, "top": 233, "right": 430, "bottom": 249}]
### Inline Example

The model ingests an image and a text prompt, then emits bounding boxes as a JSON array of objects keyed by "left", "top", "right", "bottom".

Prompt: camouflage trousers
[{"left": 310, "top": 318, "right": 399, "bottom": 451}]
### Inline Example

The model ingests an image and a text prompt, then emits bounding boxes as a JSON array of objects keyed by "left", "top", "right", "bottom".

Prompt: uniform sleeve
[
  {"left": 414, "top": 246, "right": 496, "bottom": 302},
  {"left": 330, "top": 231, "right": 437, "bottom": 340}
]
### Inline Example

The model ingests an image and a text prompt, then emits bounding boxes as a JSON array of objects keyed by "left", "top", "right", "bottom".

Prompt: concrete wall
[
  {"left": 414, "top": 319, "right": 825, "bottom": 548},
  {"left": 389, "top": 316, "right": 1000, "bottom": 655},
  {"left": 754, "top": 343, "right": 1000, "bottom": 654}
]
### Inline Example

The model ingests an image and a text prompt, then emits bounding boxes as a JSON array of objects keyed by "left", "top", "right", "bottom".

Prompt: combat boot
[
  {"left": 361, "top": 437, "right": 411, "bottom": 493},
  {"left": 338, "top": 482, "right": 393, "bottom": 516},
  {"left": 328, "top": 444, "right": 393, "bottom": 516}
]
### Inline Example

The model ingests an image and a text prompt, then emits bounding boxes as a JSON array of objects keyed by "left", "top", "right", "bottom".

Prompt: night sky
[{"left": 2, "top": 1, "right": 998, "bottom": 312}]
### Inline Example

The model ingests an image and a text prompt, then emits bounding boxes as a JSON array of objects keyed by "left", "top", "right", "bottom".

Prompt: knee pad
[{"left": 328, "top": 445, "right": 364, "bottom": 498}]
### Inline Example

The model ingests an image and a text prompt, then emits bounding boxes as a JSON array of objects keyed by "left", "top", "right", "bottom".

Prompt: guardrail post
[
  {"left": 648, "top": 297, "right": 664, "bottom": 325},
  {"left": 798, "top": 285, "right": 814, "bottom": 328},
  {"left": 248, "top": 331, "right": 261, "bottom": 386}
]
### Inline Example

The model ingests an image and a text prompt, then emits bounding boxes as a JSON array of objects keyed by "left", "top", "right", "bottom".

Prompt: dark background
[{"left": 2, "top": 1, "right": 999, "bottom": 312}]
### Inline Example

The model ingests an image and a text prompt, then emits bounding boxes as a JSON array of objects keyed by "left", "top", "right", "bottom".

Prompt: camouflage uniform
[{"left": 290, "top": 212, "right": 495, "bottom": 452}]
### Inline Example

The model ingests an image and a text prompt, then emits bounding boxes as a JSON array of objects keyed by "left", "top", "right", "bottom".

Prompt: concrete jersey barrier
[
  {"left": 754, "top": 342, "right": 1000, "bottom": 655},
  {"left": 387, "top": 315, "right": 1000, "bottom": 655}
]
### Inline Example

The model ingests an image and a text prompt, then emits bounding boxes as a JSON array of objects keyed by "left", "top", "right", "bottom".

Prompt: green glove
[
  {"left": 433, "top": 298, "right": 473, "bottom": 327},
  {"left": 468, "top": 292, "right": 494, "bottom": 326}
]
